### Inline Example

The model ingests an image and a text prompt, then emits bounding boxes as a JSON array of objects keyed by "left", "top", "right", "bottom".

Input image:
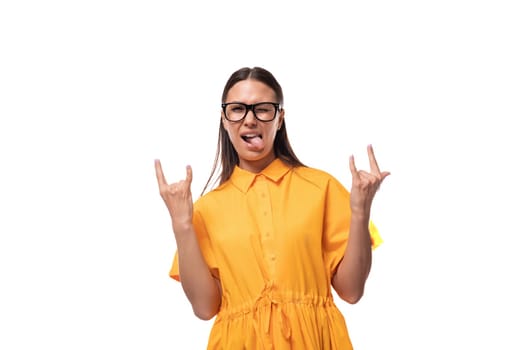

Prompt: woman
[{"left": 154, "top": 66, "right": 389, "bottom": 349}]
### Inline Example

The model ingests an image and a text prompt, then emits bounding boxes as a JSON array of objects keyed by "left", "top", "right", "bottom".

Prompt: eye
[
  {"left": 227, "top": 104, "right": 246, "bottom": 113},
  {"left": 255, "top": 103, "right": 275, "bottom": 114}
]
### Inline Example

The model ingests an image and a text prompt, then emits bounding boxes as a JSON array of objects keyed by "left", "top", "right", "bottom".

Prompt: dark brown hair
[{"left": 201, "top": 66, "right": 305, "bottom": 196}]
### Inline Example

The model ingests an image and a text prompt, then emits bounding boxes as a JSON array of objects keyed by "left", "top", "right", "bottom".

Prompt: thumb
[
  {"left": 380, "top": 171, "right": 391, "bottom": 181},
  {"left": 185, "top": 165, "right": 193, "bottom": 185}
]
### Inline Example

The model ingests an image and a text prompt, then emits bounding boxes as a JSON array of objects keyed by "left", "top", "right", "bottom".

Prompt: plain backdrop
[{"left": 1, "top": 1, "right": 524, "bottom": 349}]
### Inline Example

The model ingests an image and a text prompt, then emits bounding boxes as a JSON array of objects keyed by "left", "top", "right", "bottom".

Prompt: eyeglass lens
[{"left": 224, "top": 103, "right": 277, "bottom": 121}]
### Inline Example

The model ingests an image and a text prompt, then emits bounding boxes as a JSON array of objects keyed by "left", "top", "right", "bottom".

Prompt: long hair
[{"left": 201, "top": 67, "right": 305, "bottom": 196}]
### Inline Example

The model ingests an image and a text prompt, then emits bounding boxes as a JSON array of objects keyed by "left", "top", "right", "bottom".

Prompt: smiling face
[{"left": 222, "top": 79, "right": 284, "bottom": 173}]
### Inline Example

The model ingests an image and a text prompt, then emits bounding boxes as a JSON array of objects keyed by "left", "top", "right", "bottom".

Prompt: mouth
[
  {"left": 241, "top": 133, "right": 262, "bottom": 142},
  {"left": 241, "top": 133, "right": 264, "bottom": 149}
]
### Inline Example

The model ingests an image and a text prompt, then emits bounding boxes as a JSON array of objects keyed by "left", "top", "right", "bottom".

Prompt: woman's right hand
[{"left": 154, "top": 159, "right": 194, "bottom": 235}]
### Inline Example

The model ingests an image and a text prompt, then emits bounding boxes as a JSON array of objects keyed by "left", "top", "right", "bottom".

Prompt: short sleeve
[
  {"left": 322, "top": 176, "right": 383, "bottom": 277},
  {"left": 169, "top": 208, "right": 219, "bottom": 281},
  {"left": 369, "top": 220, "right": 383, "bottom": 250}
]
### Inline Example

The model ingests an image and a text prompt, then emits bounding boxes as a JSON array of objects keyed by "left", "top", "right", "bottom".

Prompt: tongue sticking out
[{"left": 245, "top": 135, "right": 264, "bottom": 151}]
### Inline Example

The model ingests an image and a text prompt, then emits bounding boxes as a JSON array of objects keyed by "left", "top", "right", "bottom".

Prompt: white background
[{"left": 1, "top": 1, "right": 524, "bottom": 349}]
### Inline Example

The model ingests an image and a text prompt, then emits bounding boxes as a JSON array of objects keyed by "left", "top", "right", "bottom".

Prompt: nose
[{"left": 243, "top": 108, "right": 257, "bottom": 125}]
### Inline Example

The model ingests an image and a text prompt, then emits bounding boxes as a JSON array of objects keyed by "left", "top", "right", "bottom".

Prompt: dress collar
[{"left": 229, "top": 158, "right": 292, "bottom": 193}]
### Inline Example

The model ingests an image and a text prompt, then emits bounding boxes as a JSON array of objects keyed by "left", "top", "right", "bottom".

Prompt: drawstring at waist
[{"left": 252, "top": 282, "right": 292, "bottom": 344}]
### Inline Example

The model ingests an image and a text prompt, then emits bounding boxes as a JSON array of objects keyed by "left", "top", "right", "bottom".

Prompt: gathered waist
[
  {"left": 212, "top": 291, "right": 343, "bottom": 348},
  {"left": 216, "top": 293, "right": 336, "bottom": 321}
]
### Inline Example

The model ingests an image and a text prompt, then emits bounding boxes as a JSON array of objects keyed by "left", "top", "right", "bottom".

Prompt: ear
[
  {"left": 278, "top": 108, "right": 285, "bottom": 130},
  {"left": 221, "top": 111, "right": 227, "bottom": 128},
  {"left": 221, "top": 112, "right": 231, "bottom": 138}
]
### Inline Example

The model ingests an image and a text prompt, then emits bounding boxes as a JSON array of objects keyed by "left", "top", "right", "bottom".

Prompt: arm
[
  {"left": 332, "top": 145, "right": 389, "bottom": 304},
  {"left": 175, "top": 225, "right": 221, "bottom": 320},
  {"left": 155, "top": 160, "right": 221, "bottom": 320},
  {"left": 331, "top": 209, "right": 372, "bottom": 304}
]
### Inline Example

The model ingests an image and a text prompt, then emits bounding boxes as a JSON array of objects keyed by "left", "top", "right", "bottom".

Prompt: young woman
[{"left": 155, "top": 66, "right": 389, "bottom": 349}]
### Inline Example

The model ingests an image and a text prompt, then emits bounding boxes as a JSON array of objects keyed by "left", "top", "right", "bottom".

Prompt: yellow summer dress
[{"left": 170, "top": 158, "right": 381, "bottom": 349}]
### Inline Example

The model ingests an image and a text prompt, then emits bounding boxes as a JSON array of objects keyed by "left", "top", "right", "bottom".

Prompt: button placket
[{"left": 253, "top": 176, "right": 276, "bottom": 271}]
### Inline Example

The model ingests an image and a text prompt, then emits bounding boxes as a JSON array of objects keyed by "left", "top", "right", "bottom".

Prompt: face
[{"left": 222, "top": 79, "right": 284, "bottom": 173}]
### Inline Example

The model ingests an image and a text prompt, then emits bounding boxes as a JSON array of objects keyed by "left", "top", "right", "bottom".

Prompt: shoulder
[
  {"left": 291, "top": 166, "right": 345, "bottom": 190},
  {"left": 193, "top": 181, "right": 233, "bottom": 211}
]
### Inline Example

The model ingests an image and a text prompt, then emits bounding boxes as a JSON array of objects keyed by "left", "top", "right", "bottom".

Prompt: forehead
[{"left": 226, "top": 79, "right": 276, "bottom": 103}]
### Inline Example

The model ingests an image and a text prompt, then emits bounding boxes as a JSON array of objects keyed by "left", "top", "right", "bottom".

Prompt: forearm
[
  {"left": 332, "top": 211, "right": 372, "bottom": 304},
  {"left": 175, "top": 226, "right": 221, "bottom": 320}
]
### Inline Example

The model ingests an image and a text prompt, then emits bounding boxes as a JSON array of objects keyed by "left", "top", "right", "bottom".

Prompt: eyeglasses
[{"left": 222, "top": 102, "right": 281, "bottom": 122}]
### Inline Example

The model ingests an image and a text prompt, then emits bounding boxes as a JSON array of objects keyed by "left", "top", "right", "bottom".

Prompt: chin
[
  {"left": 237, "top": 148, "right": 265, "bottom": 159},
  {"left": 237, "top": 151, "right": 274, "bottom": 165}
]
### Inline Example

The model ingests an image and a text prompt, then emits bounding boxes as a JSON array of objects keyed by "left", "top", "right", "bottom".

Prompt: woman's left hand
[{"left": 349, "top": 144, "right": 390, "bottom": 216}]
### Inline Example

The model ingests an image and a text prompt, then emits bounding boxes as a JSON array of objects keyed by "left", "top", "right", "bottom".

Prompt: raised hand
[
  {"left": 155, "top": 159, "right": 194, "bottom": 234},
  {"left": 348, "top": 145, "right": 390, "bottom": 217}
]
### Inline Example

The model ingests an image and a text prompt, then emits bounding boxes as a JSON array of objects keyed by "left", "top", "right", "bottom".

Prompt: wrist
[
  {"left": 350, "top": 209, "right": 370, "bottom": 223},
  {"left": 172, "top": 221, "right": 193, "bottom": 236}
]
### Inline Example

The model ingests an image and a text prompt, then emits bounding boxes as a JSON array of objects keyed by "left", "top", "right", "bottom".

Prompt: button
[
  {"left": 263, "top": 211, "right": 267, "bottom": 216},
  {"left": 269, "top": 254, "right": 276, "bottom": 261}
]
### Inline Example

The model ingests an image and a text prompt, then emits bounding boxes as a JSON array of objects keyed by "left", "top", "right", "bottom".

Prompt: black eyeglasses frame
[{"left": 221, "top": 102, "right": 281, "bottom": 122}]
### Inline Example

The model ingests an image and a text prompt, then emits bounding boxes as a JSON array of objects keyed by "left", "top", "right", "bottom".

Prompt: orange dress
[{"left": 170, "top": 159, "right": 382, "bottom": 349}]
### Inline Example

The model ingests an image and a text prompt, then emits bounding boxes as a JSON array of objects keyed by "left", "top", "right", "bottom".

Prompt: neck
[{"left": 239, "top": 154, "right": 277, "bottom": 173}]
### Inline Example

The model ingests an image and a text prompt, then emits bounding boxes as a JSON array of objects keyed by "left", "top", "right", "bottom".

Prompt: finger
[
  {"left": 359, "top": 170, "right": 379, "bottom": 183},
  {"left": 362, "top": 170, "right": 391, "bottom": 188},
  {"left": 185, "top": 165, "right": 193, "bottom": 185},
  {"left": 349, "top": 155, "right": 358, "bottom": 177},
  {"left": 367, "top": 144, "right": 382, "bottom": 174},
  {"left": 154, "top": 159, "right": 167, "bottom": 186},
  {"left": 356, "top": 171, "right": 383, "bottom": 188},
  {"left": 380, "top": 171, "right": 391, "bottom": 181}
]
